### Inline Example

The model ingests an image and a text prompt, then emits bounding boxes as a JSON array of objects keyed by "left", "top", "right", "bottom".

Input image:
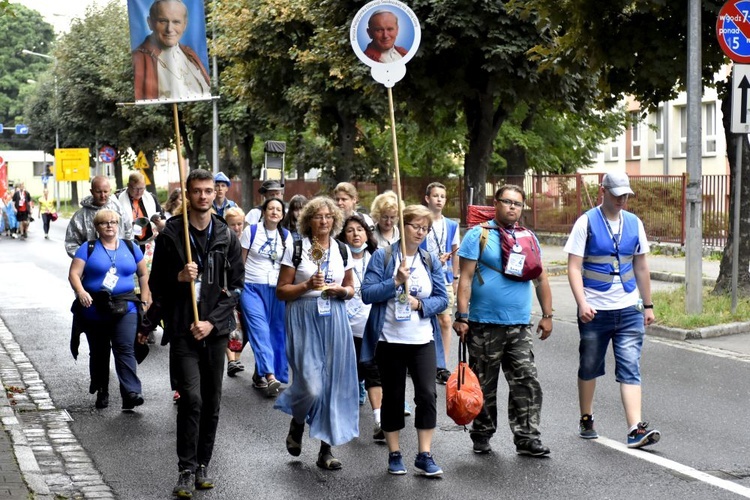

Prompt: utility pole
[{"left": 685, "top": 0, "right": 703, "bottom": 314}]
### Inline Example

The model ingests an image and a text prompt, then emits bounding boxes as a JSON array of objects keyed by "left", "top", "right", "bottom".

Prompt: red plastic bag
[{"left": 446, "top": 340, "right": 484, "bottom": 426}]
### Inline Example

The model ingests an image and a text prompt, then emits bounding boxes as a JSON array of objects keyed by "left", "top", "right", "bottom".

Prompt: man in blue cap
[{"left": 213, "top": 172, "right": 237, "bottom": 218}]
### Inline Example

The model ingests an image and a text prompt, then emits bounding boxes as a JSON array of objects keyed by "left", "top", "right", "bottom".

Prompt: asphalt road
[{"left": 1, "top": 221, "right": 749, "bottom": 499}]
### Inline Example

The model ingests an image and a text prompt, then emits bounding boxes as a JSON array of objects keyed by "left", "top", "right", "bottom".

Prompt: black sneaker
[
  {"left": 515, "top": 439, "right": 550, "bottom": 457},
  {"left": 95, "top": 390, "right": 109, "bottom": 409},
  {"left": 472, "top": 436, "right": 492, "bottom": 454},
  {"left": 252, "top": 373, "right": 268, "bottom": 389},
  {"left": 579, "top": 414, "right": 598, "bottom": 439},
  {"left": 172, "top": 470, "right": 194, "bottom": 498},
  {"left": 194, "top": 465, "right": 214, "bottom": 490},
  {"left": 227, "top": 361, "right": 241, "bottom": 377},
  {"left": 436, "top": 369, "right": 451, "bottom": 385},
  {"left": 373, "top": 423, "right": 385, "bottom": 442},
  {"left": 122, "top": 392, "right": 144, "bottom": 410}
]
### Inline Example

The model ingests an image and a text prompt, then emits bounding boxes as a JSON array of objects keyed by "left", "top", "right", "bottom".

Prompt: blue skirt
[{"left": 274, "top": 297, "right": 359, "bottom": 446}]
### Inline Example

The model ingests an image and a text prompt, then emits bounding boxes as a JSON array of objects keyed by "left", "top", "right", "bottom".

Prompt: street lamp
[{"left": 21, "top": 49, "right": 60, "bottom": 212}]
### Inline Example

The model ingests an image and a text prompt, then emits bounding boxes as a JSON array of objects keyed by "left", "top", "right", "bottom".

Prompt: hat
[
  {"left": 601, "top": 172, "right": 634, "bottom": 197},
  {"left": 259, "top": 179, "right": 284, "bottom": 194},
  {"left": 214, "top": 172, "right": 231, "bottom": 187}
]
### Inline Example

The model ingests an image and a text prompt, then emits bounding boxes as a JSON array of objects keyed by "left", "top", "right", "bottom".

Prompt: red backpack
[{"left": 476, "top": 224, "right": 543, "bottom": 284}]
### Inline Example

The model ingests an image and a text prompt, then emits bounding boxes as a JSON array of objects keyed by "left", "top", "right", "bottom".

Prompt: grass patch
[{"left": 652, "top": 286, "right": 750, "bottom": 329}]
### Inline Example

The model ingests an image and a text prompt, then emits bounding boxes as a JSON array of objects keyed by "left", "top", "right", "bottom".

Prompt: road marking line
[
  {"left": 649, "top": 337, "right": 750, "bottom": 364},
  {"left": 595, "top": 436, "right": 750, "bottom": 498}
]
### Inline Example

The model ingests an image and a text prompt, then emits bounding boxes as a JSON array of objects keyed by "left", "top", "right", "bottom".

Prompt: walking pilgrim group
[{"left": 65, "top": 169, "right": 659, "bottom": 498}]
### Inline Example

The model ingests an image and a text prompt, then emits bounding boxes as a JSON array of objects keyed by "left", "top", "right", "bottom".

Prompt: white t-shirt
[
  {"left": 245, "top": 208, "right": 262, "bottom": 226},
  {"left": 381, "top": 252, "right": 434, "bottom": 344},
  {"left": 157, "top": 46, "right": 210, "bottom": 100},
  {"left": 425, "top": 216, "right": 460, "bottom": 283},
  {"left": 564, "top": 211, "right": 650, "bottom": 310},
  {"left": 280, "top": 237, "right": 353, "bottom": 298},
  {"left": 240, "top": 225, "right": 293, "bottom": 284},
  {"left": 347, "top": 252, "right": 373, "bottom": 338}
]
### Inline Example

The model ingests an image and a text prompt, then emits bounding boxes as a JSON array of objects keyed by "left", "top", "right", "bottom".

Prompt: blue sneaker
[
  {"left": 359, "top": 381, "right": 366, "bottom": 406},
  {"left": 387, "top": 451, "right": 407, "bottom": 475},
  {"left": 414, "top": 452, "right": 443, "bottom": 477},
  {"left": 627, "top": 421, "right": 661, "bottom": 449},
  {"left": 404, "top": 402, "right": 412, "bottom": 416}
]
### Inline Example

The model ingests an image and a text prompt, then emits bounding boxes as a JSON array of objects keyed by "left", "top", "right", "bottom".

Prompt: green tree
[
  {"left": 24, "top": 0, "right": 173, "bottom": 201},
  {"left": 516, "top": 0, "right": 748, "bottom": 295},
  {"left": 0, "top": 4, "right": 54, "bottom": 149}
]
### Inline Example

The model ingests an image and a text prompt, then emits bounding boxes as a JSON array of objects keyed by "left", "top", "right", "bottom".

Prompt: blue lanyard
[
  {"left": 189, "top": 220, "right": 213, "bottom": 270},
  {"left": 260, "top": 226, "right": 279, "bottom": 263},
  {"left": 597, "top": 207, "right": 622, "bottom": 253},
  {"left": 352, "top": 252, "right": 369, "bottom": 285},
  {"left": 432, "top": 220, "right": 445, "bottom": 251}
]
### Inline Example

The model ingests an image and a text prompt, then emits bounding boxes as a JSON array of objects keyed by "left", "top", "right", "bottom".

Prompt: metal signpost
[{"left": 717, "top": 0, "right": 749, "bottom": 312}]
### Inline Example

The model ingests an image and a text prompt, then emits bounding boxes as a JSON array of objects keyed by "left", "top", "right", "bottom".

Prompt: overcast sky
[{"left": 13, "top": 0, "right": 125, "bottom": 34}]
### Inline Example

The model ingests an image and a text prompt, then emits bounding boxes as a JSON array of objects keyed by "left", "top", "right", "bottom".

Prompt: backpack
[
  {"left": 476, "top": 224, "right": 542, "bottom": 284},
  {"left": 446, "top": 340, "right": 484, "bottom": 426},
  {"left": 292, "top": 238, "right": 348, "bottom": 268}
]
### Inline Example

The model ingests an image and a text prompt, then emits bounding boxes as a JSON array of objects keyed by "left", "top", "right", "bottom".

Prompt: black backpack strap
[
  {"left": 337, "top": 239, "right": 348, "bottom": 267},
  {"left": 87, "top": 240, "right": 96, "bottom": 257},
  {"left": 292, "top": 239, "right": 303, "bottom": 268}
]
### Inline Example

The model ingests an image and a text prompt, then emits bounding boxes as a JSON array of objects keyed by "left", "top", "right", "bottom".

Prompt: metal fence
[{"left": 484, "top": 173, "right": 729, "bottom": 247}]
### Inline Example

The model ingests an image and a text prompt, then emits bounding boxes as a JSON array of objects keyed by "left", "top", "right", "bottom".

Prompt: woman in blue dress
[{"left": 275, "top": 196, "right": 357, "bottom": 470}]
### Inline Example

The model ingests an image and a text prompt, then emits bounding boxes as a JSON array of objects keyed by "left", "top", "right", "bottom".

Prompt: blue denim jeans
[{"left": 578, "top": 306, "right": 645, "bottom": 385}]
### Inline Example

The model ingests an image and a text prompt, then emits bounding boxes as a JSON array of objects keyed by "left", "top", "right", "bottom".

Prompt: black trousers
[
  {"left": 170, "top": 334, "right": 226, "bottom": 472},
  {"left": 42, "top": 213, "right": 52, "bottom": 235},
  {"left": 376, "top": 340, "right": 437, "bottom": 432}
]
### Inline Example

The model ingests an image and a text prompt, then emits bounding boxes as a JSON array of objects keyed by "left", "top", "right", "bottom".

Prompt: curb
[
  {"left": 0, "top": 318, "right": 115, "bottom": 500},
  {"left": 648, "top": 321, "right": 750, "bottom": 341}
]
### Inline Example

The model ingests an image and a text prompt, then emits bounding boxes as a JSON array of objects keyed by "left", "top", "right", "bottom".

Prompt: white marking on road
[
  {"left": 649, "top": 337, "right": 750, "bottom": 363},
  {"left": 596, "top": 436, "right": 750, "bottom": 498}
]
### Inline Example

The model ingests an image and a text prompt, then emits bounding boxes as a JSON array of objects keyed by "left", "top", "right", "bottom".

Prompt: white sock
[
  {"left": 373, "top": 409, "right": 381, "bottom": 424},
  {"left": 628, "top": 423, "right": 639, "bottom": 433}
]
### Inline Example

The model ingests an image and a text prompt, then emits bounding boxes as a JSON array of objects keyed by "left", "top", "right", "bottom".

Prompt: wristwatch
[
  {"left": 643, "top": 303, "right": 654, "bottom": 309},
  {"left": 455, "top": 311, "right": 469, "bottom": 321}
]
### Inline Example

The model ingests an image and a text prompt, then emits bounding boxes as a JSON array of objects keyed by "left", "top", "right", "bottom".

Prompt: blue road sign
[
  {"left": 717, "top": 0, "right": 750, "bottom": 63},
  {"left": 0, "top": 124, "right": 3, "bottom": 133},
  {"left": 14, "top": 125, "right": 29, "bottom": 134}
]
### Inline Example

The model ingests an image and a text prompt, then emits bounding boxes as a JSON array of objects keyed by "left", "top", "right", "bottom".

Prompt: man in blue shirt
[{"left": 453, "top": 184, "right": 553, "bottom": 456}]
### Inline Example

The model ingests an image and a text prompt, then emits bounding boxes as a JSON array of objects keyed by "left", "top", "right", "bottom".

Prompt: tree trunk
[
  {"left": 462, "top": 84, "right": 507, "bottom": 206},
  {"left": 334, "top": 108, "right": 356, "bottom": 183},
  {"left": 143, "top": 150, "right": 157, "bottom": 197},
  {"left": 713, "top": 80, "right": 750, "bottom": 295},
  {"left": 237, "top": 132, "right": 254, "bottom": 211}
]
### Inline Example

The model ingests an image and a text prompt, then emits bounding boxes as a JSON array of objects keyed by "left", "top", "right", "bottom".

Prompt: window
[
  {"left": 630, "top": 111, "right": 641, "bottom": 159},
  {"left": 653, "top": 107, "right": 664, "bottom": 158},
  {"left": 704, "top": 102, "right": 716, "bottom": 155},
  {"left": 604, "top": 140, "right": 619, "bottom": 162},
  {"left": 679, "top": 106, "right": 687, "bottom": 156}
]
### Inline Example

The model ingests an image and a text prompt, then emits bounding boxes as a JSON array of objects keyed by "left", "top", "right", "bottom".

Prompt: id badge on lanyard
[
  {"left": 317, "top": 295, "right": 332, "bottom": 316},
  {"left": 102, "top": 270, "right": 119, "bottom": 292}
]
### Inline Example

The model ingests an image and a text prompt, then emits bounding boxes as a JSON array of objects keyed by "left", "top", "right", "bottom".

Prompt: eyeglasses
[
  {"left": 312, "top": 214, "right": 334, "bottom": 222},
  {"left": 405, "top": 223, "right": 430, "bottom": 233},
  {"left": 97, "top": 221, "right": 118, "bottom": 227},
  {"left": 496, "top": 198, "right": 524, "bottom": 209}
]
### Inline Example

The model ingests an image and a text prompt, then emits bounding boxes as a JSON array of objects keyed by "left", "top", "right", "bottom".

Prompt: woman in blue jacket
[{"left": 361, "top": 205, "right": 448, "bottom": 477}]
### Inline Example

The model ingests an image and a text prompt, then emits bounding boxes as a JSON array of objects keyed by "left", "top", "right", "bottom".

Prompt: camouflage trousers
[{"left": 467, "top": 322, "right": 542, "bottom": 444}]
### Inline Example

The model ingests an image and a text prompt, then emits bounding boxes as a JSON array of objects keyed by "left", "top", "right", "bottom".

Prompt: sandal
[
  {"left": 286, "top": 419, "right": 303, "bottom": 457},
  {"left": 316, "top": 451, "right": 342, "bottom": 470}
]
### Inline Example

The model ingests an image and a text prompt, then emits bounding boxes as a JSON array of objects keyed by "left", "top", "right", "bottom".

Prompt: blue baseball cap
[{"left": 214, "top": 172, "right": 231, "bottom": 187}]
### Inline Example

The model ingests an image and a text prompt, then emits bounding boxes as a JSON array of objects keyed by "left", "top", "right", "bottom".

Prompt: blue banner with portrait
[{"left": 127, "top": 0, "right": 212, "bottom": 104}]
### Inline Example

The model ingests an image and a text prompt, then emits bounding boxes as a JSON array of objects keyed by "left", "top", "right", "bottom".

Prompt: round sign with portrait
[{"left": 350, "top": 0, "right": 421, "bottom": 87}]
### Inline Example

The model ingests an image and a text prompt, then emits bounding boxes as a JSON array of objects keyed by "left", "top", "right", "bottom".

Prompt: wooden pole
[
  {"left": 172, "top": 103, "right": 199, "bottom": 322},
  {"left": 387, "top": 87, "right": 406, "bottom": 258}
]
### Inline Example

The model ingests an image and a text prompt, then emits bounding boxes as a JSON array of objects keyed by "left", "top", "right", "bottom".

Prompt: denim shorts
[{"left": 577, "top": 306, "right": 645, "bottom": 385}]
